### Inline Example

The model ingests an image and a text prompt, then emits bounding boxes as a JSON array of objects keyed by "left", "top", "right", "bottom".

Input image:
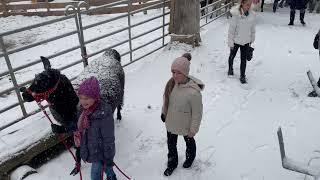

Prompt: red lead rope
[
  {"left": 36, "top": 102, "right": 83, "bottom": 180},
  {"left": 114, "top": 162, "right": 131, "bottom": 180}
]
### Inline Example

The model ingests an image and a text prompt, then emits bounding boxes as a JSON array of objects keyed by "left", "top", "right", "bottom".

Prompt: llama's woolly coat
[{"left": 73, "top": 50, "right": 125, "bottom": 112}]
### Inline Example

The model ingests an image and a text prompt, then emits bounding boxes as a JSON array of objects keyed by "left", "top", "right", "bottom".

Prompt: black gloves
[
  {"left": 20, "top": 87, "right": 27, "bottom": 93},
  {"left": 70, "top": 147, "right": 81, "bottom": 176},
  {"left": 161, "top": 113, "right": 166, "bottom": 122},
  {"left": 51, "top": 124, "right": 67, "bottom": 134},
  {"left": 70, "top": 163, "right": 81, "bottom": 176}
]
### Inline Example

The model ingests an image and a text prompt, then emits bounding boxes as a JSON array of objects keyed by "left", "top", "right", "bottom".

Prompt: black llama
[
  {"left": 21, "top": 48, "right": 124, "bottom": 124},
  {"left": 20, "top": 48, "right": 125, "bottom": 174}
]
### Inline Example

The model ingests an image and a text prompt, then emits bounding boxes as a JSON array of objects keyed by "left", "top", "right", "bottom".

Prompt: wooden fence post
[
  {"left": 46, "top": 0, "right": 50, "bottom": 15},
  {"left": 1, "top": 0, "right": 8, "bottom": 17}
]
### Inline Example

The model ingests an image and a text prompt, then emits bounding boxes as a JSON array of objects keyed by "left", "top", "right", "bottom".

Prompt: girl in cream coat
[{"left": 161, "top": 56, "right": 204, "bottom": 176}]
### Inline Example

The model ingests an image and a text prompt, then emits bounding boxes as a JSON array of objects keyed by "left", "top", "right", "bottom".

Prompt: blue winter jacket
[
  {"left": 80, "top": 99, "right": 115, "bottom": 163},
  {"left": 289, "top": 0, "right": 309, "bottom": 9}
]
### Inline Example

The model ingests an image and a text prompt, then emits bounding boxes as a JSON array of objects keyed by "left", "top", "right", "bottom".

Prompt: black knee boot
[
  {"left": 228, "top": 47, "right": 237, "bottom": 75},
  {"left": 183, "top": 136, "right": 196, "bottom": 168},
  {"left": 279, "top": 0, "right": 285, "bottom": 7},
  {"left": 288, "top": 9, "right": 295, "bottom": 25},
  {"left": 273, "top": 0, "right": 279, "bottom": 12},
  {"left": 164, "top": 132, "right": 178, "bottom": 176},
  {"left": 300, "top": 9, "right": 306, "bottom": 25},
  {"left": 261, "top": 0, "right": 265, "bottom": 12}
]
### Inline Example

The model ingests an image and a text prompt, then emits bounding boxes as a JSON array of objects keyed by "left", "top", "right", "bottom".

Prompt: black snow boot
[
  {"left": 228, "top": 68, "right": 234, "bottom": 76},
  {"left": 300, "top": 10, "right": 306, "bottom": 25},
  {"left": 163, "top": 166, "right": 176, "bottom": 176},
  {"left": 308, "top": 90, "right": 318, "bottom": 97},
  {"left": 183, "top": 159, "right": 194, "bottom": 168},
  {"left": 279, "top": 0, "right": 284, "bottom": 8},
  {"left": 107, "top": 174, "right": 117, "bottom": 180},
  {"left": 288, "top": 9, "right": 295, "bottom": 25},
  {"left": 261, "top": 0, "right": 264, "bottom": 12},
  {"left": 273, "top": 0, "right": 279, "bottom": 12},
  {"left": 240, "top": 76, "right": 247, "bottom": 84}
]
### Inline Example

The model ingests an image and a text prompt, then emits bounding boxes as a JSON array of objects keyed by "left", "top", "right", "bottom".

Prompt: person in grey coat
[
  {"left": 161, "top": 56, "right": 204, "bottom": 176},
  {"left": 74, "top": 76, "right": 117, "bottom": 180}
]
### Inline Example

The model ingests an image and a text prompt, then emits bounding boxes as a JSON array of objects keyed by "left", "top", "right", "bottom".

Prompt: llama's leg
[{"left": 116, "top": 105, "right": 122, "bottom": 120}]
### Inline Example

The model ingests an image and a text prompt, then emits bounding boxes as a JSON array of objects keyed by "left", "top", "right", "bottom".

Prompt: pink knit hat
[{"left": 171, "top": 57, "right": 190, "bottom": 76}]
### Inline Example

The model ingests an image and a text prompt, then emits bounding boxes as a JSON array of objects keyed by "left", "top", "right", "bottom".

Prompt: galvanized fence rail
[
  {"left": 200, "top": 0, "right": 235, "bottom": 27},
  {"left": 0, "top": 0, "right": 233, "bottom": 131},
  {"left": 0, "top": 0, "right": 170, "bottom": 131}
]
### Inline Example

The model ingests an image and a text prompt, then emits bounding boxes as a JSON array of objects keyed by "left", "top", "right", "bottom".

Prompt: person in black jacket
[
  {"left": 308, "top": 29, "right": 320, "bottom": 97},
  {"left": 288, "top": 0, "right": 309, "bottom": 25}
]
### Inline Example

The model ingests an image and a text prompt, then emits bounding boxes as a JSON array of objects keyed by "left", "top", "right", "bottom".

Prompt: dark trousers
[
  {"left": 261, "top": 0, "right": 265, "bottom": 11},
  {"left": 166, "top": 131, "right": 196, "bottom": 168},
  {"left": 228, "top": 43, "right": 249, "bottom": 78},
  {"left": 290, "top": 8, "right": 305, "bottom": 22}
]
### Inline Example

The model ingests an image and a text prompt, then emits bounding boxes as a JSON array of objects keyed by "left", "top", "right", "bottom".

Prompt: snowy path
[{"left": 4, "top": 6, "right": 320, "bottom": 180}]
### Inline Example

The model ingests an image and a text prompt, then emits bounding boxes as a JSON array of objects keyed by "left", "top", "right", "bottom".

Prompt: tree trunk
[{"left": 169, "top": 0, "right": 201, "bottom": 46}]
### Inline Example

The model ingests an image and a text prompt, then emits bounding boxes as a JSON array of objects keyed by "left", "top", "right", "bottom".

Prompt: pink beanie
[{"left": 171, "top": 57, "right": 190, "bottom": 76}]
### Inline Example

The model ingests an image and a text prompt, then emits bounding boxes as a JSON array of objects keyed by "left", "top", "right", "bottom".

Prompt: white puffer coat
[{"left": 228, "top": 5, "right": 256, "bottom": 47}]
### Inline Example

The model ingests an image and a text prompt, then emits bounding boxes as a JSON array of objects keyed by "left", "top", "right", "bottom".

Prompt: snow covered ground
[{"left": 1, "top": 3, "right": 320, "bottom": 180}]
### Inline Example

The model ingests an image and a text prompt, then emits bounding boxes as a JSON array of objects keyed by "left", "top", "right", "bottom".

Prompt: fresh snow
[{"left": 1, "top": 4, "right": 320, "bottom": 180}]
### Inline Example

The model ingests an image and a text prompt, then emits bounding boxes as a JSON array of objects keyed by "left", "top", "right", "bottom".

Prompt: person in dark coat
[
  {"left": 74, "top": 76, "right": 117, "bottom": 180},
  {"left": 308, "top": 29, "right": 320, "bottom": 97},
  {"left": 288, "top": 0, "right": 309, "bottom": 25}
]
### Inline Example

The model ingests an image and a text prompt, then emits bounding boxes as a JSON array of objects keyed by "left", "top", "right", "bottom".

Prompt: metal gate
[{"left": 0, "top": 0, "right": 170, "bottom": 131}]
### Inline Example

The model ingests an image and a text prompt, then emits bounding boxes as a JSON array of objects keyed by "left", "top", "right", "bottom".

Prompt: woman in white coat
[{"left": 227, "top": 0, "right": 256, "bottom": 84}]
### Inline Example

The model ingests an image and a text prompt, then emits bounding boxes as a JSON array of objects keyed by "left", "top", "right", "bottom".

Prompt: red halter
[{"left": 27, "top": 77, "right": 60, "bottom": 104}]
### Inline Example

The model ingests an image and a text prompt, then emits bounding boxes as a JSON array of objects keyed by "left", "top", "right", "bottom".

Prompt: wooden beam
[
  {"left": 0, "top": 0, "right": 8, "bottom": 16},
  {"left": 5, "top": 2, "right": 79, "bottom": 10},
  {"left": 0, "top": 134, "right": 72, "bottom": 177}
]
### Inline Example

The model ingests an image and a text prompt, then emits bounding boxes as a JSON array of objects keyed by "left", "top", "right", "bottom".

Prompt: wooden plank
[
  {"left": 6, "top": 2, "right": 78, "bottom": 10},
  {"left": 0, "top": 134, "right": 72, "bottom": 177},
  {"left": 88, "top": 0, "right": 160, "bottom": 6},
  {"left": 7, "top": 0, "right": 28, "bottom": 2},
  {"left": 0, "top": 10, "right": 65, "bottom": 16},
  {"left": 88, "top": 0, "right": 168, "bottom": 15},
  {"left": 1, "top": 0, "right": 169, "bottom": 17}
]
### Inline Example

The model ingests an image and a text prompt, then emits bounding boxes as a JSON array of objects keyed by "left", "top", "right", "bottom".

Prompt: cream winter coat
[
  {"left": 165, "top": 76, "right": 204, "bottom": 136},
  {"left": 228, "top": 5, "right": 256, "bottom": 47}
]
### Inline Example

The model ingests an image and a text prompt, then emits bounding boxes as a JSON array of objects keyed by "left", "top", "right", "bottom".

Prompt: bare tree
[{"left": 169, "top": 0, "right": 201, "bottom": 47}]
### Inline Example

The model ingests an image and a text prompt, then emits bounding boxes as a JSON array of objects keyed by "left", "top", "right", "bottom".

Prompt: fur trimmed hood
[
  {"left": 188, "top": 76, "right": 205, "bottom": 92},
  {"left": 230, "top": 4, "right": 255, "bottom": 17}
]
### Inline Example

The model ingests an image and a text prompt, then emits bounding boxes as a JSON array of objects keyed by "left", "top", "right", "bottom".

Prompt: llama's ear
[{"left": 40, "top": 56, "right": 51, "bottom": 70}]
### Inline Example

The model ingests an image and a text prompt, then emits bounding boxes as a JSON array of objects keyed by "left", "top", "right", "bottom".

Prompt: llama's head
[{"left": 20, "top": 56, "right": 61, "bottom": 102}]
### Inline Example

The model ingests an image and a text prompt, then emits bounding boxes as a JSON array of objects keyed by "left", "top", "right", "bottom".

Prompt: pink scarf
[{"left": 74, "top": 100, "right": 100, "bottom": 147}]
